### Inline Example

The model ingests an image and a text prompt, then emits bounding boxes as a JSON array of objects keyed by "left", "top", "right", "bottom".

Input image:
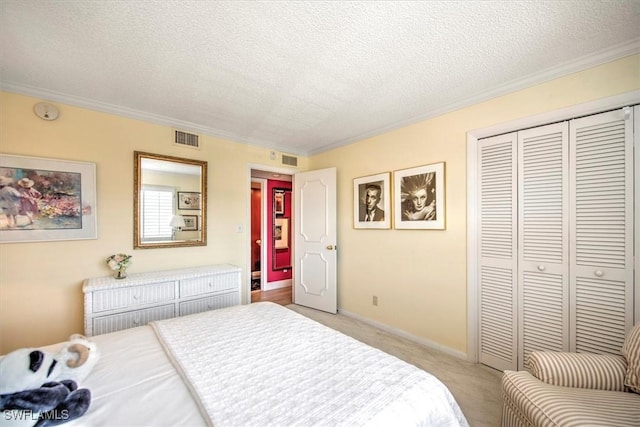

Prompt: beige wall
[
  {"left": 0, "top": 92, "right": 308, "bottom": 353},
  {"left": 310, "top": 55, "right": 640, "bottom": 354},
  {"left": 1, "top": 54, "right": 638, "bottom": 355}
]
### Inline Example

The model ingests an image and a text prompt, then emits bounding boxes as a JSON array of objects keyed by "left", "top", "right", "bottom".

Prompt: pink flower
[{"left": 106, "top": 253, "right": 132, "bottom": 271}]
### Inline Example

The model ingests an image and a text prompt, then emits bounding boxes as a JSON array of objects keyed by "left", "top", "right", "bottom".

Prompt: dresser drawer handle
[{"left": 594, "top": 270, "right": 604, "bottom": 277}]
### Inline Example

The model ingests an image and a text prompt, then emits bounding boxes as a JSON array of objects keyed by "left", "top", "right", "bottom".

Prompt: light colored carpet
[{"left": 286, "top": 304, "right": 503, "bottom": 427}]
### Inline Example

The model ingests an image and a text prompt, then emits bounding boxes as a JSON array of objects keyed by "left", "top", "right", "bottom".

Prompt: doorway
[{"left": 249, "top": 168, "right": 294, "bottom": 306}]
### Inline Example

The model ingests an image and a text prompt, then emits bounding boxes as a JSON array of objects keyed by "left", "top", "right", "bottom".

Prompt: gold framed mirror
[{"left": 134, "top": 151, "right": 207, "bottom": 249}]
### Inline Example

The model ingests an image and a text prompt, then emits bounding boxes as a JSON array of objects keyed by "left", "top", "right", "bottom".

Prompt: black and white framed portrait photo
[
  {"left": 353, "top": 172, "right": 391, "bottom": 229},
  {"left": 393, "top": 162, "right": 445, "bottom": 230}
]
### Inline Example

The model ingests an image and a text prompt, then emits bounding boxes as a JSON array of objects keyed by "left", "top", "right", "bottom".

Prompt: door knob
[{"left": 326, "top": 245, "right": 335, "bottom": 250}]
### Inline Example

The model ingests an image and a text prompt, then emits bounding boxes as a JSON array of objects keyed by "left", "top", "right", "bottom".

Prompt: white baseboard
[
  {"left": 338, "top": 308, "right": 468, "bottom": 361},
  {"left": 263, "top": 279, "right": 291, "bottom": 291}
]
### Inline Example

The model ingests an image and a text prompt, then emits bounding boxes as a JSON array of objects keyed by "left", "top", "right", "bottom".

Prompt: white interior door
[
  {"left": 294, "top": 167, "right": 337, "bottom": 313},
  {"left": 477, "top": 133, "right": 518, "bottom": 371},
  {"left": 517, "top": 122, "right": 570, "bottom": 370},
  {"left": 569, "top": 108, "right": 635, "bottom": 354}
]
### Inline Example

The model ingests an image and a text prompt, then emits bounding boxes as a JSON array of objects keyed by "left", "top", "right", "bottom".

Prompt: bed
[{"left": 42, "top": 302, "right": 468, "bottom": 426}]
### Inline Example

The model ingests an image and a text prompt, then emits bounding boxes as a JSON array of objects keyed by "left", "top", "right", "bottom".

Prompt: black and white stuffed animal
[
  {"left": 54, "top": 335, "right": 100, "bottom": 385},
  {"left": 0, "top": 348, "right": 91, "bottom": 427}
]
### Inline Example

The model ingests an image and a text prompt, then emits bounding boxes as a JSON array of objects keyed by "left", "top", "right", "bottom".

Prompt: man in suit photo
[{"left": 359, "top": 183, "right": 385, "bottom": 222}]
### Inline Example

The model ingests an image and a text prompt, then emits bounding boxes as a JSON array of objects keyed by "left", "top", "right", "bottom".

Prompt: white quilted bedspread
[{"left": 150, "top": 302, "right": 469, "bottom": 427}]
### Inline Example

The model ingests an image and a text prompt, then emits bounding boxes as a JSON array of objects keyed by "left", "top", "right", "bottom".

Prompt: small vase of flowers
[{"left": 106, "top": 253, "right": 132, "bottom": 279}]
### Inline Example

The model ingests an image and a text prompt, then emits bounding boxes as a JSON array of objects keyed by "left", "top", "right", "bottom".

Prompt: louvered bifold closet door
[
  {"left": 517, "top": 123, "right": 569, "bottom": 370},
  {"left": 569, "top": 108, "right": 634, "bottom": 355},
  {"left": 478, "top": 133, "right": 518, "bottom": 371}
]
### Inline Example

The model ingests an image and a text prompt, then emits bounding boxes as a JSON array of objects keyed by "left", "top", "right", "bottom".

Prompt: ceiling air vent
[
  {"left": 282, "top": 154, "right": 298, "bottom": 167},
  {"left": 174, "top": 130, "right": 200, "bottom": 149}
]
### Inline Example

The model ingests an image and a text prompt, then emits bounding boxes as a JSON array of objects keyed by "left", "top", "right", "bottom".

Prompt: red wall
[{"left": 267, "top": 180, "right": 292, "bottom": 283}]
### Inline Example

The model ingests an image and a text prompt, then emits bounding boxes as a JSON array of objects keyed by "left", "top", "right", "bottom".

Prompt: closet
[{"left": 477, "top": 106, "right": 636, "bottom": 371}]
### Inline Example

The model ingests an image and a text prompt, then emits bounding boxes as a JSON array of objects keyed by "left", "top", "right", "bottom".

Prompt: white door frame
[
  {"left": 250, "top": 177, "right": 267, "bottom": 294},
  {"left": 466, "top": 90, "right": 640, "bottom": 363},
  {"left": 635, "top": 105, "right": 640, "bottom": 328},
  {"left": 246, "top": 163, "right": 297, "bottom": 304}
]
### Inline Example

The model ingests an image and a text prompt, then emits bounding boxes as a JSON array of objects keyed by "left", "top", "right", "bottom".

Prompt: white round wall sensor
[{"left": 33, "top": 102, "right": 60, "bottom": 121}]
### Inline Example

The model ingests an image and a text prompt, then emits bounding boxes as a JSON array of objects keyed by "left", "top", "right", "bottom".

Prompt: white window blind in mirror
[{"left": 141, "top": 185, "right": 174, "bottom": 242}]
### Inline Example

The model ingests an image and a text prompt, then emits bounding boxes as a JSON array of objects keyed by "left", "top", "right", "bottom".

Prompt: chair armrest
[{"left": 528, "top": 351, "right": 627, "bottom": 391}]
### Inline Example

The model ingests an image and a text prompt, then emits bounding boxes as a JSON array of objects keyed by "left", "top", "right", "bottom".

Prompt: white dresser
[{"left": 83, "top": 264, "right": 241, "bottom": 336}]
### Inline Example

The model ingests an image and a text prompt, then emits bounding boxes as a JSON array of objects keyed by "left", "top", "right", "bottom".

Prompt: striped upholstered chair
[{"left": 501, "top": 323, "right": 640, "bottom": 426}]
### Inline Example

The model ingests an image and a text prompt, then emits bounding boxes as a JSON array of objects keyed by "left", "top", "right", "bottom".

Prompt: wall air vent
[
  {"left": 174, "top": 130, "right": 200, "bottom": 149},
  {"left": 282, "top": 154, "right": 298, "bottom": 167}
]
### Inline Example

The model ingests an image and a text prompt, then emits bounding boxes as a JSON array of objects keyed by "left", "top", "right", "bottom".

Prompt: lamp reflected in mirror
[{"left": 170, "top": 215, "right": 186, "bottom": 240}]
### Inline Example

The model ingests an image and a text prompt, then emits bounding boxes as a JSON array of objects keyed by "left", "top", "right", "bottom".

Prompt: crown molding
[
  {"left": 2, "top": 38, "right": 638, "bottom": 158},
  {"left": 0, "top": 81, "right": 303, "bottom": 156},
  {"left": 309, "top": 38, "right": 640, "bottom": 155}
]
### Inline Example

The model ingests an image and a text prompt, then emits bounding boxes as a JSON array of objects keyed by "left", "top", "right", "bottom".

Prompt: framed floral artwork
[
  {"left": 353, "top": 172, "right": 391, "bottom": 229},
  {"left": 177, "top": 191, "right": 201, "bottom": 210},
  {"left": 182, "top": 215, "right": 198, "bottom": 231},
  {"left": 393, "top": 162, "right": 445, "bottom": 230},
  {"left": 0, "top": 153, "right": 98, "bottom": 242}
]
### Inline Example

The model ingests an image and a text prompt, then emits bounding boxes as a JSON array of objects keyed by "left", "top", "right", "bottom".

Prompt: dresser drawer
[
  {"left": 180, "top": 273, "right": 238, "bottom": 298},
  {"left": 179, "top": 292, "right": 239, "bottom": 317},
  {"left": 92, "top": 304, "right": 175, "bottom": 335},
  {"left": 92, "top": 281, "right": 176, "bottom": 312},
  {"left": 84, "top": 265, "right": 241, "bottom": 336}
]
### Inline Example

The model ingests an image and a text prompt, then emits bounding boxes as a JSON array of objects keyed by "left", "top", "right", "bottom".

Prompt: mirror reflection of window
[
  {"left": 140, "top": 185, "right": 174, "bottom": 242},
  {"left": 134, "top": 151, "right": 207, "bottom": 249}
]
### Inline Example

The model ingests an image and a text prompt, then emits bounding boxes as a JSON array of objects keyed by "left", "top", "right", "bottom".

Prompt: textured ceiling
[{"left": 1, "top": 1, "right": 639, "bottom": 155}]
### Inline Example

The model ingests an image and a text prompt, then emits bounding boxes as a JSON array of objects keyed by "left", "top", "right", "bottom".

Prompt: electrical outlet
[{"left": 372, "top": 295, "right": 378, "bottom": 306}]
